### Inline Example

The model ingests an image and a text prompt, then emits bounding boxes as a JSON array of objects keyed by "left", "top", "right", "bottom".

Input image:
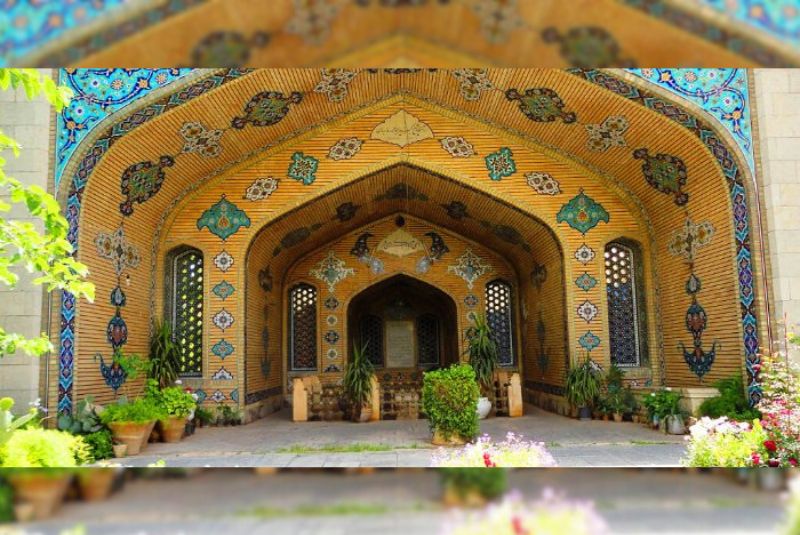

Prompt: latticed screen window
[
  {"left": 289, "top": 283, "right": 318, "bottom": 371},
  {"left": 172, "top": 249, "right": 203, "bottom": 377},
  {"left": 485, "top": 279, "right": 514, "bottom": 367},
  {"left": 359, "top": 314, "right": 384, "bottom": 367},
  {"left": 605, "top": 242, "right": 644, "bottom": 367},
  {"left": 417, "top": 313, "right": 440, "bottom": 366}
]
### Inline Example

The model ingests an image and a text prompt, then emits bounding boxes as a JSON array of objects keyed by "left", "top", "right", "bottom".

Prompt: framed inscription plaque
[{"left": 385, "top": 320, "right": 415, "bottom": 368}]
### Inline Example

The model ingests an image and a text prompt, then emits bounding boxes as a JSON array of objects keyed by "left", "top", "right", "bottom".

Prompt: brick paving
[{"left": 115, "top": 404, "right": 687, "bottom": 467}]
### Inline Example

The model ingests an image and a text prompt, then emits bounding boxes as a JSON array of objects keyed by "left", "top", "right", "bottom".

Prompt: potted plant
[
  {"left": 6, "top": 470, "right": 74, "bottom": 520},
  {"left": 440, "top": 468, "right": 508, "bottom": 507},
  {"left": 148, "top": 319, "right": 182, "bottom": 388},
  {"left": 195, "top": 407, "right": 214, "bottom": 428},
  {"left": 661, "top": 389, "right": 685, "bottom": 435},
  {"left": 565, "top": 358, "right": 602, "bottom": 421},
  {"left": 465, "top": 313, "right": 498, "bottom": 420},
  {"left": 99, "top": 398, "right": 164, "bottom": 455},
  {"left": 422, "top": 364, "right": 480, "bottom": 445},
  {"left": 146, "top": 380, "right": 196, "bottom": 443},
  {"left": 76, "top": 467, "right": 118, "bottom": 502},
  {"left": 344, "top": 341, "right": 375, "bottom": 423}
]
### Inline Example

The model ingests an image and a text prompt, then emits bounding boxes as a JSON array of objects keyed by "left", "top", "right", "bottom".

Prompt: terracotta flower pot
[
  {"left": 8, "top": 474, "right": 71, "bottom": 520},
  {"left": 112, "top": 443, "right": 128, "bottom": 458},
  {"left": 442, "top": 486, "right": 488, "bottom": 508},
  {"left": 431, "top": 429, "right": 468, "bottom": 446},
  {"left": 160, "top": 416, "right": 187, "bottom": 443},
  {"left": 107, "top": 421, "right": 155, "bottom": 456},
  {"left": 77, "top": 469, "right": 117, "bottom": 502}
]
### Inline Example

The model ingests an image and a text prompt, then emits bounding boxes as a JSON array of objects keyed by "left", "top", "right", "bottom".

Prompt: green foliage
[
  {"left": 0, "top": 482, "right": 13, "bottom": 522},
  {"left": 145, "top": 380, "right": 195, "bottom": 418},
  {"left": 599, "top": 365, "right": 637, "bottom": 416},
  {"left": 215, "top": 404, "right": 241, "bottom": 426},
  {"left": 56, "top": 397, "right": 103, "bottom": 435},
  {"left": 148, "top": 319, "right": 182, "bottom": 388},
  {"left": 0, "top": 397, "right": 40, "bottom": 449},
  {"left": 642, "top": 388, "right": 683, "bottom": 420},
  {"left": 683, "top": 419, "right": 767, "bottom": 468},
  {"left": 343, "top": 341, "right": 374, "bottom": 418},
  {"left": 100, "top": 398, "right": 164, "bottom": 425},
  {"left": 195, "top": 406, "right": 214, "bottom": 425},
  {"left": 465, "top": 313, "right": 498, "bottom": 394},
  {"left": 422, "top": 364, "right": 480, "bottom": 441},
  {"left": 0, "top": 428, "right": 90, "bottom": 467},
  {"left": 83, "top": 429, "right": 114, "bottom": 462},
  {"left": 440, "top": 468, "right": 508, "bottom": 501},
  {"left": 698, "top": 375, "right": 761, "bottom": 421},
  {"left": 565, "top": 359, "right": 602, "bottom": 409},
  {"left": 0, "top": 69, "right": 94, "bottom": 358}
]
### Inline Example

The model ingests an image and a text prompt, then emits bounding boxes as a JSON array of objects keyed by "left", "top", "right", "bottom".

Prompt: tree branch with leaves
[{"left": 0, "top": 68, "right": 95, "bottom": 358}]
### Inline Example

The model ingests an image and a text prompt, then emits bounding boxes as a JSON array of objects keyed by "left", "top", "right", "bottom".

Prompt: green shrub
[
  {"left": 0, "top": 429, "right": 90, "bottom": 467},
  {"left": 641, "top": 388, "right": 683, "bottom": 420},
  {"left": 698, "top": 375, "right": 761, "bottom": 421},
  {"left": 57, "top": 397, "right": 103, "bottom": 435},
  {"left": 100, "top": 398, "right": 164, "bottom": 424},
  {"left": 683, "top": 418, "right": 767, "bottom": 468},
  {"left": 195, "top": 406, "right": 214, "bottom": 426},
  {"left": 440, "top": 467, "right": 508, "bottom": 501},
  {"left": 422, "top": 364, "right": 479, "bottom": 441},
  {"left": 145, "top": 380, "right": 195, "bottom": 419},
  {"left": 83, "top": 429, "right": 114, "bottom": 462},
  {"left": 0, "top": 482, "right": 14, "bottom": 522}
]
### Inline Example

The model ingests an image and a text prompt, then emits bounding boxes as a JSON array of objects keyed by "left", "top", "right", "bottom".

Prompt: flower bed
[
  {"left": 431, "top": 432, "right": 557, "bottom": 467},
  {"left": 442, "top": 490, "right": 607, "bottom": 535}
]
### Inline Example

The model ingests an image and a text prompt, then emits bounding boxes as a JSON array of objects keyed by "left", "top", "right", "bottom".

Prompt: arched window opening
[
  {"left": 605, "top": 241, "right": 648, "bottom": 367},
  {"left": 485, "top": 279, "right": 515, "bottom": 367},
  {"left": 417, "top": 313, "right": 440, "bottom": 367},
  {"left": 289, "top": 283, "right": 318, "bottom": 371},
  {"left": 167, "top": 247, "right": 203, "bottom": 377},
  {"left": 359, "top": 314, "right": 384, "bottom": 367}
]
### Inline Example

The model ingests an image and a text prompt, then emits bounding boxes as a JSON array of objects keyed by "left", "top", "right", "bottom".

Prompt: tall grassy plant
[
  {"left": 565, "top": 358, "right": 602, "bottom": 409},
  {"left": 466, "top": 313, "right": 498, "bottom": 396},
  {"left": 148, "top": 320, "right": 182, "bottom": 388},
  {"left": 343, "top": 341, "right": 374, "bottom": 420}
]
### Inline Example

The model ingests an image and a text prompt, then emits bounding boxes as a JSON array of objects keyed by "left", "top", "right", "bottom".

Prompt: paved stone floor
[
  {"left": 22, "top": 470, "right": 787, "bottom": 534},
  {"left": 116, "top": 404, "right": 686, "bottom": 467}
]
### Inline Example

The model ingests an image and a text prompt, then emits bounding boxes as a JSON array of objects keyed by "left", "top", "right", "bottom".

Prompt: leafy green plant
[
  {"left": 642, "top": 388, "right": 683, "bottom": 420},
  {"left": 195, "top": 406, "right": 214, "bottom": 426},
  {"left": 0, "top": 428, "right": 91, "bottom": 467},
  {"left": 565, "top": 359, "right": 602, "bottom": 410},
  {"left": 100, "top": 398, "right": 164, "bottom": 425},
  {"left": 0, "top": 69, "right": 94, "bottom": 358},
  {"left": 0, "top": 481, "right": 13, "bottom": 522},
  {"left": 0, "top": 397, "right": 40, "bottom": 449},
  {"left": 146, "top": 380, "right": 195, "bottom": 419},
  {"left": 343, "top": 341, "right": 374, "bottom": 420},
  {"left": 148, "top": 319, "right": 182, "bottom": 388},
  {"left": 465, "top": 313, "right": 498, "bottom": 396},
  {"left": 215, "top": 405, "right": 242, "bottom": 426},
  {"left": 440, "top": 468, "right": 508, "bottom": 501},
  {"left": 699, "top": 375, "right": 761, "bottom": 421},
  {"left": 57, "top": 397, "right": 103, "bottom": 435},
  {"left": 83, "top": 429, "right": 114, "bottom": 462},
  {"left": 422, "top": 364, "right": 480, "bottom": 441}
]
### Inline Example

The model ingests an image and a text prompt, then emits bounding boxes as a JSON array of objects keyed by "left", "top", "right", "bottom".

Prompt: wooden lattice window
[
  {"left": 170, "top": 248, "right": 203, "bottom": 377},
  {"left": 359, "top": 314, "right": 384, "bottom": 367},
  {"left": 417, "top": 313, "right": 440, "bottom": 367},
  {"left": 605, "top": 241, "right": 647, "bottom": 367},
  {"left": 289, "top": 283, "right": 318, "bottom": 371},
  {"left": 485, "top": 279, "right": 515, "bottom": 367}
]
